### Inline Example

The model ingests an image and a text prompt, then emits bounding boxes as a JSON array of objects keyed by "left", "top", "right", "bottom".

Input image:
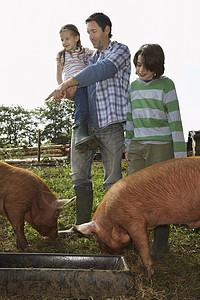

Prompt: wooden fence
[
  {"left": 0, "top": 130, "right": 198, "bottom": 166},
  {"left": 0, "top": 144, "right": 70, "bottom": 166}
]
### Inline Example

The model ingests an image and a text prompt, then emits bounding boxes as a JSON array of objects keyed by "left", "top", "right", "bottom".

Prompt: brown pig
[
  {"left": 75, "top": 157, "right": 200, "bottom": 279},
  {"left": 0, "top": 161, "right": 75, "bottom": 250}
]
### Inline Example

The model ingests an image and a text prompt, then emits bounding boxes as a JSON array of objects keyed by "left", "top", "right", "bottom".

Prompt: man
[{"left": 51, "top": 13, "right": 131, "bottom": 235}]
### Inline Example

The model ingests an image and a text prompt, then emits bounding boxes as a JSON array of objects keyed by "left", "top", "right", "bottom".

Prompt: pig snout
[
  {"left": 98, "top": 240, "right": 121, "bottom": 255},
  {"left": 97, "top": 237, "right": 130, "bottom": 255},
  {"left": 46, "top": 228, "right": 59, "bottom": 239},
  {"left": 46, "top": 230, "right": 58, "bottom": 240},
  {"left": 38, "top": 225, "right": 59, "bottom": 239}
]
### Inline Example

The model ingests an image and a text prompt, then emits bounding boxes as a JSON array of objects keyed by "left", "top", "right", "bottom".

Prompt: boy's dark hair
[
  {"left": 85, "top": 12, "right": 112, "bottom": 38},
  {"left": 133, "top": 44, "right": 165, "bottom": 79}
]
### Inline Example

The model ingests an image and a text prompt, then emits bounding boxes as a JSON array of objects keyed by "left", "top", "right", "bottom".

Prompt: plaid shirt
[{"left": 87, "top": 42, "right": 131, "bottom": 128}]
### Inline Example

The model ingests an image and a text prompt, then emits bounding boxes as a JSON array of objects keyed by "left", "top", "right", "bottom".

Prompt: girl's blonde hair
[{"left": 57, "top": 24, "right": 85, "bottom": 66}]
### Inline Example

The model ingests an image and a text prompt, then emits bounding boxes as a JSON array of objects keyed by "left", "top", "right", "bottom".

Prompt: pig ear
[
  {"left": 73, "top": 221, "right": 99, "bottom": 235},
  {"left": 53, "top": 196, "right": 76, "bottom": 209}
]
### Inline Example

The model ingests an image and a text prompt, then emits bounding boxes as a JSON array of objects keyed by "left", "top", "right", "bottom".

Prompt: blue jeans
[
  {"left": 70, "top": 123, "right": 124, "bottom": 190},
  {"left": 74, "top": 87, "right": 88, "bottom": 122}
]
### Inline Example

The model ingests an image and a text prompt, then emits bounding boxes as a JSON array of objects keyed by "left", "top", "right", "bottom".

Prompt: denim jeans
[
  {"left": 70, "top": 123, "right": 124, "bottom": 190},
  {"left": 74, "top": 87, "right": 88, "bottom": 122}
]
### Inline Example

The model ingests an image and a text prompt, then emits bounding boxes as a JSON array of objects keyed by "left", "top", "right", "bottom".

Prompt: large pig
[
  {"left": 75, "top": 157, "right": 200, "bottom": 279},
  {"left": 0, "top": 161, "right": 75, "bottom": 250}
]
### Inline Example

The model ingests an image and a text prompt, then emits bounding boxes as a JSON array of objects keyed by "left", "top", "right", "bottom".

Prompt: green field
[{"left": 0, "top": 161, "right": 199, "bottom": 299}]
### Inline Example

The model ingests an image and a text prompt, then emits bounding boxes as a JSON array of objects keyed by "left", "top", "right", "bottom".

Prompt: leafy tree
[
  {"left": 0, "top": 105, "right": 38, "bottom": 147},
  {"left": 36, "top": 99, "right": 75, "bottom": 141},
  {"left": 0, "top": 100, "right": 75, "bottom": 148}
]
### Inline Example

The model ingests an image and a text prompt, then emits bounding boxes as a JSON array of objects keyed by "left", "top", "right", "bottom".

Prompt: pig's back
[{"left": 97, "top": 157, "right": 200, "bottom": 219}]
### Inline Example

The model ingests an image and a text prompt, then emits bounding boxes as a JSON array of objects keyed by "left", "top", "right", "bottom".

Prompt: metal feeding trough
[{"left": 0, "top": 253, "right": 135, "bottom": 298}]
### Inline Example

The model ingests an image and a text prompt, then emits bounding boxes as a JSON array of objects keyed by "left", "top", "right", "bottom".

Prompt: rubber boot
[
  {"left": 73, "top": 119, "right": 100, "bottom": 154},
  {"left": 59, "top": 189, "right": 93, "bottom": 237},
  {"left": 150, "top": 225, "right": 170, "bottom": 260}
]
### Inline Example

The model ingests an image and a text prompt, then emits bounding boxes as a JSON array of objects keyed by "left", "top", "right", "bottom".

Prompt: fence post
[{"left": 37, "top": 130, "right": 41, "bottom": 163}]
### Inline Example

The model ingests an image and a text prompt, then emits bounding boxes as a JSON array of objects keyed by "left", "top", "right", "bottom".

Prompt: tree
[
  {"left": 36, "top": 99, "right": 75, "bottom": 142},
  {"left": 0, "top": 100, "right": 75, "bottom": 148},
  {"left": 0, "top": 105, "right": 38, "bottom": 148}
]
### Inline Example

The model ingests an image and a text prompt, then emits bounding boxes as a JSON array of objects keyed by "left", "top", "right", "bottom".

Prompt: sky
[{"left": 0, "top": 0, "right": 200, "bottom": 140}]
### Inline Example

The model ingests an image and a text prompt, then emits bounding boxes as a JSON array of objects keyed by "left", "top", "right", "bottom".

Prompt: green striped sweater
[{"left": 125, "top": 76, "right": 187, "bottom": 158}]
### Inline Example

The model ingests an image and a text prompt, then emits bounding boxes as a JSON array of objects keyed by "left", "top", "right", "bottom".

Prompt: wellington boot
[
  {"left": 150, "top": 225, "right": 170, "bottom": 260},
  {"left": 59, "top": 189, "right": 93, "bottom": 237},
  {"left": 73, "top": 119, "right": 100, "bottom": 154},
  {"left": 75, "top": 189, "right": 93, "bottom": 225}
]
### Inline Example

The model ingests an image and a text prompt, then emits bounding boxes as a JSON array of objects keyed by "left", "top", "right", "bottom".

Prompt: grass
[{"left": 0, "top": 161, "right": 199, "bottom": 299}]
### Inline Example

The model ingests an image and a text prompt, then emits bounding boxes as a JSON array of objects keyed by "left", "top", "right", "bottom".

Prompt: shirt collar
[
  {"left": 95, "top": 41, "right": 112, "bottom": 55},
  {"left": 66, "top": 47, "right": 81, "bottom": 54},
  {"left": 136, "top": 76, "right": 165, "bottom": 85}
]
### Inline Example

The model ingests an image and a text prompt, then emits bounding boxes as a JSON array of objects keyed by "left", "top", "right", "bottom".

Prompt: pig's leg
[
  {"left": 14, "top": 222, "right": 28, "bottom": 250},
  {"left": 128, "top": 224, "right": 154, "bottom": 279},
  {"left": 5, "top": 208, "right": 28, "bottom": 250},
  {"left": 137, "top": 229, "right": 150, "bottom": 266}
]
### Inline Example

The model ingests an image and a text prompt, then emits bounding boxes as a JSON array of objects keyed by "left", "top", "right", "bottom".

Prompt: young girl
[
  {"left": 125, "top": 44, "right": 187, "bottom": 258},
  {"left": 56, "top": 24, "right": 99, "bottom": 153}
]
